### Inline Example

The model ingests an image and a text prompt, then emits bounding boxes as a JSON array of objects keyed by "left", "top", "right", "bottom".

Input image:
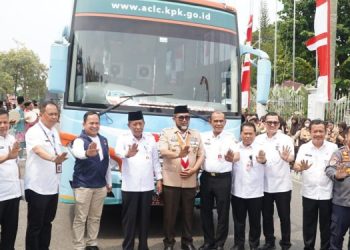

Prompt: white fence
[{"left": 326, "top": 98, "right": 350, "bottom": 124}]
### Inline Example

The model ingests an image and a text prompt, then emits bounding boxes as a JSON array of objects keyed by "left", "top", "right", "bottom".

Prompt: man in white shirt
[
  {"left": 0, "top": 109, "right": 21, "bottom": 250},
  {"left": 70, "top": 111, "right": 112, "bottom": 250},
  {"left": 231, "top": 122, "right": 266, "bottom": 250},
  {"left": 24, "top": 101, "right": 68, "bottom": 250},
  {"left": 200, "top": 111, "right": 239, "bottom": 250},
  {"left": 255, "top": 112, "right": 294, "bottom": 250},
  {"left": 115, "top": 111, "right": 162, "bottom": 250},
  {"left": 294, "top": 119, "right": 337, "bottom": 250}
]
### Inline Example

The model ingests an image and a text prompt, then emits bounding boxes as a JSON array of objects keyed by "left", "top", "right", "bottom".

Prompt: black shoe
[
  {"left": 230, "top": 245, "right": 245, "bottom": 250},
  {"left": 216, "top": 246, "right": 224, "bottom": 250},
  {"left": 181, "top": 243, "right": 197, "bottom": 250},
  {"left": 199, "top": 243, "right": 215, "bottom": 250},
  {"left": 257, "top": 243, "right": 276, "bottom": 250},
  {"left": 164, "top": 246, "right": 174, "bottom": 250},
  {"left": 281, "top": 247, "right": 290, "bottom": 250},
  {"left": 86, "top": 246, "right": 99, "bottom": 250}
]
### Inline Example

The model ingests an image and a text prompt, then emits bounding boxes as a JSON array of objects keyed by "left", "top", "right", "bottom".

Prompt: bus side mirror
[
  {"left": 256, "top": 58, "right": 271, "bottom": 105},
  {"left": 48, "top": 43, "right": 69, "bottom": 93}
]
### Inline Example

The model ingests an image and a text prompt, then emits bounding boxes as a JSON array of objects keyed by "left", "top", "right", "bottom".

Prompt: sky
[{"left": 0, "top": 0, "right": 282, "bottom": 66}]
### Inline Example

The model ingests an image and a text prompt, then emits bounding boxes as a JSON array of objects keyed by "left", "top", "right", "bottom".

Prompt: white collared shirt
[
  {"left": 0, "top": 134, "right": 21, "bottom": 201},
  {"left": 115, "top": 132, "right": 162, "bottom": 192},
  {"left": 232, "top": 141, "right": 264, "bottom": 198},
  {"left": 255, "top": 132, "right": 294, "bottom": 193},
  {"left": 71, "top": 135, "right": 112, "bottom": 186},
  {"left": 296, "top": 140, "right": 337, "bottom": 200},
  {"left": 202, "top": 131, "right": 238, "bottom": 173},
  {"left": 24, "top": 121, "right": 62, "bottom": 195}
]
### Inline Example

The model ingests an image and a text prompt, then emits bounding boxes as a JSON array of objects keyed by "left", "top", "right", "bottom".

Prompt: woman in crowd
[{"left": 293, "top": 118, "right": 311, "bottom": 153}]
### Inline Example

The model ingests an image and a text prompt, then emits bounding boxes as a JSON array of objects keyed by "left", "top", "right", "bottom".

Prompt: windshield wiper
[
  {"left": 99, "top": 93, "right": 172, "bottom": 115},
  {"left": 189, "top": 111, "right": 209, "bottom": 122}
]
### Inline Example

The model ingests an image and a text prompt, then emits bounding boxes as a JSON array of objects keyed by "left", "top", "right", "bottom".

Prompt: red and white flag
[
  {"left": 241, "top": 13, "right": 253, "bottom": 109},
  {"left": 305, "top": 0, "right": 331, "bottom": 102}
]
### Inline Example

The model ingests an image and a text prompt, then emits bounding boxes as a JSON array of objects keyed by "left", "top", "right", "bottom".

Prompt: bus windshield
[{"left": 67, "top": 17, "right": 239, "bottom": 114}]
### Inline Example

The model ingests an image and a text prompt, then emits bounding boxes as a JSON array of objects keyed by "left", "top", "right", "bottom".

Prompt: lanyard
[
  {"left": 39, "top": 123, "right": 58, "bottom": 156},
  {"left": 176, "top": 131, "right": 190, "bottom": 147}
]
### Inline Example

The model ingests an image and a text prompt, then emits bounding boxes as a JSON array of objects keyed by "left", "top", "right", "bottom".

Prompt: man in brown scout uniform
[{"left": 159, "top": 105, "right": 205, "bottom": 250}]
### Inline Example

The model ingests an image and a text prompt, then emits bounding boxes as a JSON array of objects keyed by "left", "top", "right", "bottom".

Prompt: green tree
[
  {"left": 0, "top": 47, "right": 47, "bottom": 100},
  {"left": 0, "top": 53, "right": 14, "bottom": 97}
]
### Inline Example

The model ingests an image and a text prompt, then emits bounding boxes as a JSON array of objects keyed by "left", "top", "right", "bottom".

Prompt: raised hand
[
  {"left": 224, "top": 150, "right": 235, "bottom": 162},
  {"left": 126, "top": 143, "right": 138, "bottom": 158},
  {"left": 86, "top": 142, "right": 99, "bottom": 157},
  {"left": 178, "top": 145, "right": 190, "bottom": 158},
  {"left": 335, "top": 163, "right": 349, "bottom": 180},
  {"left": 279, "top": 145, "right": 292, "bottom": 162},
  {"left": 300, "top": 159, "right": 312, "bottom": 171},
  {"left": 54, "top": 152, "right": 68, "bottom": 164},
  {"left": 294, "top": 159, "right": 313, "bottom": 173},
  {"left": 256, "top": 150, "right": 267, "bottom": 164},
  {"left": 7, "top": 141, "right": 21, "bottom": 159}
]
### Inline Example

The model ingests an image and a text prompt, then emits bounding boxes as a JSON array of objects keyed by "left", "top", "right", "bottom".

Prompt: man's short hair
[
  {"left": 209, "top": 111, "right": 225, "bottom": 121},
  {"left": 39, "top": 100, "right": 59, "bottom": 114},
  {"left": 265, "top": 111, "right": 279, "bottom": 120},
  {"left": 241, "top": 121, "right": 256, "bottom": 132},
  {"left": 310, "top": 119, "right": 326, "bottom": 130},
  {"left": 17, "top": 96, "right": 24, "bottom": 105},
  {"left": 0, "top": 109, "right": 9, "bottom": 117},
  {"left": 83, "top": 111, "right": 100, "bottom": 123}
]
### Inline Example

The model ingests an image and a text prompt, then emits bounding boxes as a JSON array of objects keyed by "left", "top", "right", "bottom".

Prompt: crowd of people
[{"left": 1, "top": 100, "right": 350, "bottom": 250}]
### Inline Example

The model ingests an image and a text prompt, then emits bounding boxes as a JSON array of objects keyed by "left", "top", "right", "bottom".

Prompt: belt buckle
[{"left": 210, "top": 172, "right": 216, "bottom": 177}]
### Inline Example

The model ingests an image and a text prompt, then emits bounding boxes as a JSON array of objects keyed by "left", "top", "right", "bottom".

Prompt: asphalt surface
[{"left": 13, "top": 176, "right": 349, "bottom": 249}]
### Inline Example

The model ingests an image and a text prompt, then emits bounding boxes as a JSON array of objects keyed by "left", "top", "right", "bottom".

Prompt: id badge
[
  {"left": 218, "top": 154, "right": 223, "bottom": 161},
  {"left": 56, "top": 163, "right": 62, "bottom": 173}
]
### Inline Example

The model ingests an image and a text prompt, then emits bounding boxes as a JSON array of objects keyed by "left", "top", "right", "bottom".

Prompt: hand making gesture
[
  {"left": 224, "top": 149, "right": 235, "bottom": 162},
  {"left": 126, "top": 143, "right": 138, "bottom": 158},
  {"left": 279, "top": 145, "right": 292, "bottom": 162},
  {"left": 178, "top": 145, "right": 190, "bottom": 158},
  {"left": 86, "top": 142, "right": 99, "bottom": 157},
  {"left": 335, "top": 163, "right": 349, "bottom": 180},
  {"left": 54, "top": 152, "right": 68, "bottom": 164},
  {"left": 256, "top": 150, "right": 267, "bottom": 164},
  {"left": 7, "top": 141, "right": 21, "bottom": 160},
  {"left": 295, "top": 159, "right": 312, "bottom": 173}
]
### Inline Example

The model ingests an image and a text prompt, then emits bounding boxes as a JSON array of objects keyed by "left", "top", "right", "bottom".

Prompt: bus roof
[{"left": 177, "top": 0, "right": 236, "bottom": 13}]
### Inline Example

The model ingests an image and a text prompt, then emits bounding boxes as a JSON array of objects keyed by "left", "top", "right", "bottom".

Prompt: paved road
[{"left": 14, "top": 177, "right": 348, "bottom": 249}]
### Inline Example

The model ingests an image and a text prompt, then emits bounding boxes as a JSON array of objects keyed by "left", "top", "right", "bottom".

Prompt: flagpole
[
  {"left": 258, "top": 0, "right": 261, "bottom": 50},
  {"left": 292, "top": 0, "right": 296, "bottom": 82},
  {"left": 273, "top": 0, "right": 278, "bottom": 86}
]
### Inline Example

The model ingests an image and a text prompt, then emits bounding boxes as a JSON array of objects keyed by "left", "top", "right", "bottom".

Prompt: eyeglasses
[
  {"left": 176, "top": 115, "right": 190, "bottom": 121},
  {"left": 266, "top": 121, "right": 280, "bottom": 126}
]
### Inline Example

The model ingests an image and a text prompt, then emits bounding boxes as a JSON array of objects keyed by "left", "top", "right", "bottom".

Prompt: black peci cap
[
  {"left": 128, "top": 111, "right": 144, "bottom": 121},
  {"left": 174, "top": 105, "right": 189, "bottom": 114}
]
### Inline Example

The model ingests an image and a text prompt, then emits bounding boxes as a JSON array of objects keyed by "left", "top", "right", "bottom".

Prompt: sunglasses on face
[
  {"left": 176, "top": 115, "right": 190, "bottom": 121},
  {"left": 266, "top": 121, "right": 280, "bottom": 126}
]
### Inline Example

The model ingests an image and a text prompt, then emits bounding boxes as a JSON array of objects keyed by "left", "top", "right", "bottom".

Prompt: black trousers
[
  {"left": 302, "top": 197, "right": 331, "bottom": 250},
  {"left": 200, "top": 172, "right": 231, "bottom": 248},
  {"left": 262, "top": 191, "right": 291, "bottom": 248},
  {"left": 121, "top": 190, "right": 153, "bottom": 250},
  {"left": 162, "top": 185, "right": 196, "bottom": 247},
  {"left": 25, "top": 189, "right": 58, "bottom": 250},
  {"left": 329, "top": 204, "right": 350, "bottom": 250},
  {"left": 0, "top": 197, "right": 20, "bottom": 250},
  {"left": 231, "top": 195, "right": 263, "bottom": 248}
]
